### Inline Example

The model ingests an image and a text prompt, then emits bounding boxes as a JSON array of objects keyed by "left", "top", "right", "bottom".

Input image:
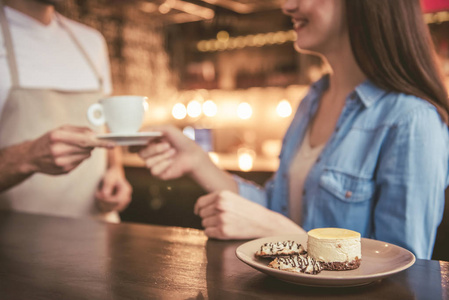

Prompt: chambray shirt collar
[
  {"left": 354, "top": 79, "right": 388, "bottom": 108},
  {"left": 310, "top": 74, "right": 330, "bottom": 93},
  {"left": 312, "top": 74, "right": 387, "bottom": 108}
]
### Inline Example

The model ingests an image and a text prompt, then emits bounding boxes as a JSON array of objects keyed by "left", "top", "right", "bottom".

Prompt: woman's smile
[{"left": 292, "top": 18, "right": 309, "bottom": 31}]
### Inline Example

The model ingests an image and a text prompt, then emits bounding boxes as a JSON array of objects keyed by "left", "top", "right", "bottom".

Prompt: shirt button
[
  {"left": 281, "top": 205, "right": 287, "bottom": 211},
  {"left": 335, "top": 127, "right": 340, "bottom": 132},
  {"left": 345, "top": 191, "right": 352, "bottom": 198}
]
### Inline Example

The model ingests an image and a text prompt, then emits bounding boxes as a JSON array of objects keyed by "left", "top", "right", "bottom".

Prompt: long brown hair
[{"left": 345, "top": 0, "right": 449, "bottom": 125}]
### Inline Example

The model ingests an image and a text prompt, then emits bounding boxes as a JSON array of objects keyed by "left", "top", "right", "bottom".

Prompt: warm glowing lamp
[
  {"left": 203, "top": 100, "right": 217, "bottom": 117},
  {"left": 276, "top": 99, "right": 292, "bottom": 118},
  {"left": 237, "top": 102, "right": 252, "bottom": 120},
  {"left": 172, "top": 103, "right": 187, "bottom": 120},
  {"left": 187, "top": 100, "right": 202, "bottom": 118},
  {"left": 238, "top": 148, "right": 256, "bottom": 172}
]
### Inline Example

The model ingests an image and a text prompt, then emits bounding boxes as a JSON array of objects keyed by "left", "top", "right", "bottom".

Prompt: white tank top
[{"left": 289, "top": 127, "right": 325, "bottom": 225}]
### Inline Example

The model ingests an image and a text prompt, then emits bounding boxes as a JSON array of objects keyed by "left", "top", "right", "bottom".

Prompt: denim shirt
[{"left": 235, "top": 75, "right": 449, "bottom": 259}]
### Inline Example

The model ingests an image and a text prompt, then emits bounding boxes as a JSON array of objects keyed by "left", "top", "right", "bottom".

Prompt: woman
[{"left": 139, "top": 0, "right": 449, "bottom": 259}]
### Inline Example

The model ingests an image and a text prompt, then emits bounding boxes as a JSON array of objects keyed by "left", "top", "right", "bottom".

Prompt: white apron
[{"left": 0, "top": 2, "right": 119, "bottom": 222}]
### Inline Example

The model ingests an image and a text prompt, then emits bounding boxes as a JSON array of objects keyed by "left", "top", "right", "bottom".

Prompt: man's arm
[
  {"left": 0, "top": 125, "right": 114, "bottom": 194},
  {"left": 0, "top": 141, "right": 35, "bottom": 192}
]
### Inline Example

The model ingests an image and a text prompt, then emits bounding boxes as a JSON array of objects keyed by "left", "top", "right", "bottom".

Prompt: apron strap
[
  {"left": 56, "top": 14, "right": 104, "bottom": 90},
  {"left": 0, "top": 1, "right": 104, "bottom": 90},
  {"left": 0, "top": 0, "right": 20, "bottom": 88}
]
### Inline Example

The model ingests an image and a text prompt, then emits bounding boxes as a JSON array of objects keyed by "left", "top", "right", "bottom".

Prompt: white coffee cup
[{"left": 87, "top": 96, "right": 146, "bottom": 134}]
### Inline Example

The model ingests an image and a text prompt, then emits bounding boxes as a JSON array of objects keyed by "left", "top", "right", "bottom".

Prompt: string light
[
  {"left": 197, "top": 30, "right": 297, "bottom": 52},
  {"left": 216, "top": 31, "right": 229, "bottom": 42}
]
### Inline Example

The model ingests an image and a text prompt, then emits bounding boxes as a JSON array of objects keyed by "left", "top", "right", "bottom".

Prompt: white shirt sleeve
[{"left": 0, "top": 7, "right": 113, "bottom": 117}]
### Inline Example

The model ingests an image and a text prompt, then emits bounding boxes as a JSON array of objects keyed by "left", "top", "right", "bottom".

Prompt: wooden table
[{"left": 0, "top": 212, "right": 447, "bottom": 300}]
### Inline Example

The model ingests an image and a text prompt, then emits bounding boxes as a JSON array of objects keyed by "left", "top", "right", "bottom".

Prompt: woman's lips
[{"left": 293, "top": 18, "right": 308, "bottom": 30}]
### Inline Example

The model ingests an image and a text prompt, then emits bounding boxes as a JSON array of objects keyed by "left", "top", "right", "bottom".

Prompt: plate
[
  {"left": 235, "top": 234, "right": 416, "bottom": 287},
  {"left": 97, "top": 131, "right": 162, "bottom": 146}
]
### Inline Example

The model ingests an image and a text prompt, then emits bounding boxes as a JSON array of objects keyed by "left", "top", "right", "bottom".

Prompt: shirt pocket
[{"left": 319, "top": 169, "right": 375, "bottom": 203}]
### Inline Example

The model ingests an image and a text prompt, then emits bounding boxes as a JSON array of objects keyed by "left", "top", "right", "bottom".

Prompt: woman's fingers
[
  {"left": 194, "top": 192, "right": 220, "bottom": 215},
  {"left": 139, "top": 142, "right": 171, "bottom": 159},
  {"left": 143, "top": 148, "right": 176, "bottom": 169},
  {"left": 197, "top": 204, "right": 220, "bottom": 219},
  {"left": 204, "top": 226, "right": 232, "bottom": 240},
  {"left": 201, "top": 215, "right": 222, "bottom": 228},
  {"left": 204, "top": 227, "right": 221, "bottom": 239}
]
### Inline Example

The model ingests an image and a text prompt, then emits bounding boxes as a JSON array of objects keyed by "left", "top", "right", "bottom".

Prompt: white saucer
[
  {"left": 236, "top": 234, "right": 416, "bottom": 287},
  {"left": 97, "top": 131, "right": 163, "bottom": 146}
]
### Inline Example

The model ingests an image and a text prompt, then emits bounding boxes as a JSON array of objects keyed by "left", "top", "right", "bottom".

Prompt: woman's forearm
[{"left": 189, "top": 151, "right": 239, "bottom": 194}]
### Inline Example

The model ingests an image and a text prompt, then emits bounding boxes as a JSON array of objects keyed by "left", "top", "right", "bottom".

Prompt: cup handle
[{"left": 87, "top": 103, "right": 106, "bottom": 126}]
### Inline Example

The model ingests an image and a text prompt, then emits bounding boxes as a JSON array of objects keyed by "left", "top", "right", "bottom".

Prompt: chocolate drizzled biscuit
[
  {"left": 268, "top": 255, "right": 323, "bottom": 275},
  {"left": 255, "top": 241, "right": 306, "bottom": 258}
]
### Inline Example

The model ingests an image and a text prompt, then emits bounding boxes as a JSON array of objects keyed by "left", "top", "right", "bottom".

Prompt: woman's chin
[{"left": 294, "top": 43, "right": 321, "bottom": 57}]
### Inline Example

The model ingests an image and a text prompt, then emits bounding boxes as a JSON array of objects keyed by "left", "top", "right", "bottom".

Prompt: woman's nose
[{"left": 282, "top": 0, "right": 298, "bottom": 15}]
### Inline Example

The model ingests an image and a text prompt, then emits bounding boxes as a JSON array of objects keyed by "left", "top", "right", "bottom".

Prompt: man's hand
[
  {"left": 95, "top": 166, "right": 132, "bottom": 213},
  {"left": 27, "top": 125, "right": 115, "bottom": 175}
]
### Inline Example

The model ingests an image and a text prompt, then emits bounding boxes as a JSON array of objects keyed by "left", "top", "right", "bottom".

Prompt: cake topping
[
  {"left": 308, "top": 228, "right": 361, "bottom": 239},
  {"left": 268, "top": 255, "right": 323, "bottom": 275},
  {"left": 255, "top": 241, "right": 306, "bottom": 258}
]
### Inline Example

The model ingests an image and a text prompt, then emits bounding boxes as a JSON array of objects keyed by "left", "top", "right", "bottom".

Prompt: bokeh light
[
  {"left": 237, "top": 102, "right": 253, "bottom": 120},
  {"left": 276, "top": 99, "right": 292, "bottom": 118},
  {"left": 202, "top": 100, "right": 218, "bottom": 117},
  {"left": 238, "top": 148, "right": 256, "bottom": 172},
  {"left": 187, "top": 100, "right": 202, "bottom": 118},
  {"left": 172, "top": 103, "right": 187, "bottom": 120}
]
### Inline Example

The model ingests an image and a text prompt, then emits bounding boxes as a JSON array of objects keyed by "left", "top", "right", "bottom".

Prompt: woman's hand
[
  {"left": 194, "top": 190, "right": 306, "bottom": 240},
  {"left": 137, "top": 125, "right": 208, "bottom": 180},
  {"left": 95, "top": 166, "right": 132, "bottom": 213},
  {"left": 26, "top": 125, "right": 115, "bottom": 175}
]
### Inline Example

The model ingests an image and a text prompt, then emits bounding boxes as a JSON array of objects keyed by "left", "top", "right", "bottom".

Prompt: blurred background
[{"left": 55, "top": 0, "right": 449, "bottom": 233}]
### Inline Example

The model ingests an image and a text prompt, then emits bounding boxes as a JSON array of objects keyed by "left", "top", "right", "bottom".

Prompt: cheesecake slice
[{"left": 307, "top": 228, "right": 361, "bottom": 271}]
